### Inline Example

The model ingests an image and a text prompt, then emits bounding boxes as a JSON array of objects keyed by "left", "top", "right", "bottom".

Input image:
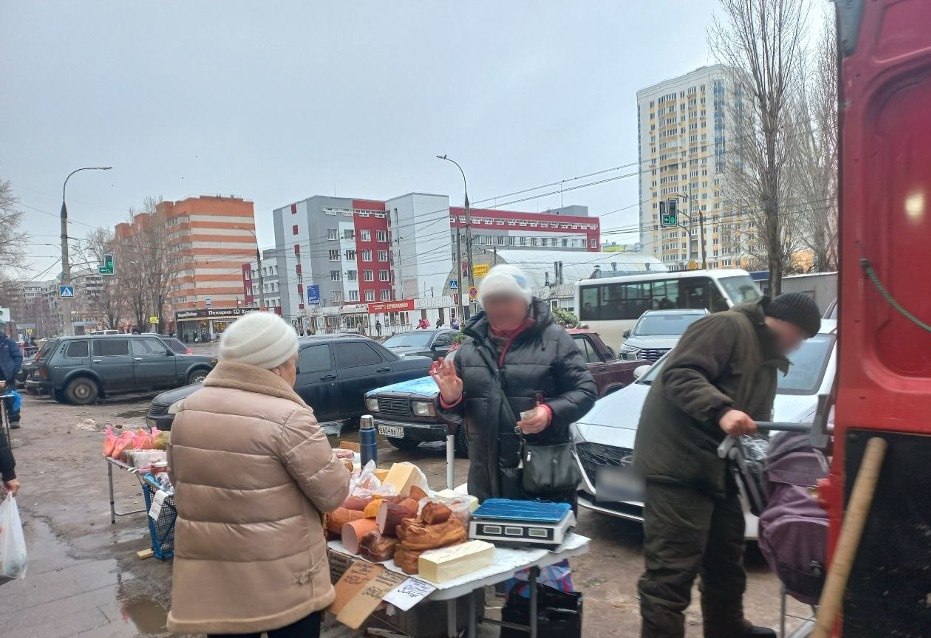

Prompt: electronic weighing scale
[{"left": 468, "top": 499, "right": 576, "bottom": 548}]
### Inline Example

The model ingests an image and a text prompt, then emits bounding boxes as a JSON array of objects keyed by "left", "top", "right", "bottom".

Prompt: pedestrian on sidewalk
[
  {"left": 167, "top": 312, "right": 350, "bottom": 638},
  {"left": 633, "top": 293, "right": 821, "bottom": 638},
  {"left": 0, "top": 330, "right": 23, "bottom": 429},
  {"left": 0, "top": 412, "right": 19, "bottom": 496}
]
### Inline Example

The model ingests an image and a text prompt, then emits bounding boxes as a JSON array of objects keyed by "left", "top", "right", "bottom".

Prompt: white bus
[{"left": 575, "top": 269, "right": 762, "bottom": 350}]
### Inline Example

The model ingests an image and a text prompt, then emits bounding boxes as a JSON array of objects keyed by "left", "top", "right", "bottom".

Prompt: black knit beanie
[{"left": 765, "top": 292, "right": 822, "bottom": 338}]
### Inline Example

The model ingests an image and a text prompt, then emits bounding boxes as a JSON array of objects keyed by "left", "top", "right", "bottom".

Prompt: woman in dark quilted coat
[{"left": 434, "top": 264, "right": 597, "bottom": 503}]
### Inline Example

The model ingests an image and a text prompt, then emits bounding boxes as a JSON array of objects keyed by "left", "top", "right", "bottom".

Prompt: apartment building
[
  {"left": 241, "top": 248, "right": 283, "bottom": 313},
  {"left": 637, "top": 65, "right": 740, "bottom": 270}
]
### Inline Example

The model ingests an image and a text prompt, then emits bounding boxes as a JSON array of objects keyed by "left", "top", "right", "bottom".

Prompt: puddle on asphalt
[{"left": 120, "top": 598, "right": 169, "bottom": 634}]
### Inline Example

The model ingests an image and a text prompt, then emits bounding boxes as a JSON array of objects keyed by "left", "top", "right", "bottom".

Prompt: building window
[
  {"left": 378, "top": 250, "right": 388, "bottom": 261},
  {"left": 345, "top": 249, "right": 356, "bottom": 261},
  {"left": 330, "top": 270, "right": 341, "bottom": 281},
  {"left": 332, "top": 292, "right": 342, "bottom": 303},
  {"left": 348, "top": 290, "right": 359, "bottom": 302},
  {"left": 364, "top": 270, "right": 374, "bottom": 282},
  {"left": 379, "top": 270, "right": 389, "bottom": 282},
  {"left": 519, "top": 237, "right": 527, "bottom": 246},
  {"left": 361, "top": 229, "right": 371, "bottom": 242},
  {"left": 381, "top": 289, "right": 391, "bottom": 301},
  {"left": 292, "top": 224, "right": 299, "bottom": 235},
  {"left": 329, "top": 249, "right": 339, "bottom": 261},
  {"left": 375, "top": 230, "right": 387, "bottom": 242},
  {"left": 530, "top": 237, "right": 538, "bottom": 247},
  {"left": 344, "top": 229, "right": 355, "bottom": 240},
  {"left": 496, "top": 235, "right": 505, "bottom": 245},
  {"left": 291, "top": 203, "right": 297, "bottom": 215},
  {"left": 362, "top": 249, "right": 372, "bottom": 261},
  {"left": 541, "top": 238, "right": 548, "bottom": 247},
  {"left": 365, "top": 290, "right": 375, "bottom": 302},
  {"left": 327, "top": 228, "right": 338, "bottom": 241},
  {"left": 508, "top": 236, "right": 516, "bottom": 246},
  {"left": 590, "top": 239, "right": 597, "bottom": 248},
  {"left": 347, "top": 270, "right": 358, "bottom": 281}
]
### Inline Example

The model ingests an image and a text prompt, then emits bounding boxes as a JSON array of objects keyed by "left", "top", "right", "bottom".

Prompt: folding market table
[{"left": 328, "top": 532, "right": 590, "bottom": 638}]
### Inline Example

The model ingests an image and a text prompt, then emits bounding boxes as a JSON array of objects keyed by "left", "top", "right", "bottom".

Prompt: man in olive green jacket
[{"left": 633, "top": 294, "right": 822, "bottom": 638}]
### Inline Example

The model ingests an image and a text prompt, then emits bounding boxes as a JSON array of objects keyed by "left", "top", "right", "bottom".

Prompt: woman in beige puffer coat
[{"left": 167, "top": 312, "right": 349, "bottom": 638}]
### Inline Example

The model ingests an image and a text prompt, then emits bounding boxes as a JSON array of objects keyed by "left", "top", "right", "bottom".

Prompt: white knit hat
[
  {"left": 478, "top": 264, "right": 533, "bottom": 307},
  {"left": 218, "top": 312, "right": 298, "bottom": 369}
]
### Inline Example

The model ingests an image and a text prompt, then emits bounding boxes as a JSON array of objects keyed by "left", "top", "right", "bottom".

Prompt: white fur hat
[
  {"left": 218, "top": 312, "right": 298, "bottom": 370},
  {"left": 478, "top": 264, "right": 533, "bottom": 307}
]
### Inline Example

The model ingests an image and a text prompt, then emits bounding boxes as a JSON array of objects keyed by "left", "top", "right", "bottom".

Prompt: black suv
[
  {"left": 146, "top": 334, "right": 432, "bottom": 430},
  {"left": 25, "top": 334, "right": 216, "bottom": 405}
]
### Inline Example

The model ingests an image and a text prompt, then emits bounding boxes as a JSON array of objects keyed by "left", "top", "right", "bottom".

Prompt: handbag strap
[{"left": 474, "top": 341, "right": 523, "bottom": 438}]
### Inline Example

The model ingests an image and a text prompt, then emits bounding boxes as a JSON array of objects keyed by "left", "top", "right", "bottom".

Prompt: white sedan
[{"left": 571, "top": 319, "right": 837, "bottom": 540}]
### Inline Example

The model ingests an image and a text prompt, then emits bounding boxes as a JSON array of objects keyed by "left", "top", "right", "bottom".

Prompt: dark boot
[{"left": 744, "top": 627, "right": 776, "bottom": 638}]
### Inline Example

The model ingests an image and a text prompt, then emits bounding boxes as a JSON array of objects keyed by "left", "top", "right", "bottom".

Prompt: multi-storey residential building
[
  {"left": 266, "top": 194, "right": 600, "bottom": 330},
  {"left": 116, "top": 195, "right": 259, "bottom": 337},
  {"left": 241, "top": 248, "right": 283, "bottom": 313},
  {"left": 637, "top": 65, "right": 739, "bottom": 270}
]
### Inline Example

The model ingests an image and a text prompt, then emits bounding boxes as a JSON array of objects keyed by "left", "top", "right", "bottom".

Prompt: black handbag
[{"left": 494, "top": 385, "right": 582, "bottom": 497}]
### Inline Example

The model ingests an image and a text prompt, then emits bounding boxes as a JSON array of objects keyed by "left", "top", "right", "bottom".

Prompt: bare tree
[
  {"left": 787, "top": 18, "right": 838, "bottom": 272},
  {"left": 120, "top": 196, "right": 170, "bottom": 332},
  {"left": 0, "top": 179, "right": 27, "bottom": 271},
  {"left": 710, "top": 0, "right": 809, "bottom": 295},
  {"left": 76, "top": 227, "right": 127, "bottom": 329}
]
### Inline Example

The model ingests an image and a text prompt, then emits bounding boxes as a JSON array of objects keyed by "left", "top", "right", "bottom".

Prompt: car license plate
[
  {"left": 596, "top": 466, "right": 644, "bottom": 503},
  {"left": 378, "top": 424, "right": 405, "bottom": 438}
]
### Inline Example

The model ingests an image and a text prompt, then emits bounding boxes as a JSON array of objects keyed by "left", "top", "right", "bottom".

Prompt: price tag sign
[
  {"left": 383, "top": 577, "right": 437, "bottom": 611},
  {"left": 148, "top": 490, "right": 167, "bottom": 520}
]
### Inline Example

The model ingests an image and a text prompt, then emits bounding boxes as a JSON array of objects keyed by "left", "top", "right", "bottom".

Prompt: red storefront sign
[{"left": 367, "top": 299, "right": 415, "bottom": 314}]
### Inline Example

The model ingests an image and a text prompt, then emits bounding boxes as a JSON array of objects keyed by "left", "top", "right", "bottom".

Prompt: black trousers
[
  {"left": 638, "top": 481, "right": 751, "bottom": 638},
  {"left": 208, "top": 611, "right": 322, "bottom": 638}
]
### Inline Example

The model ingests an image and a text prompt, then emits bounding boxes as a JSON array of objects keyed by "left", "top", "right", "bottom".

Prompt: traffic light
[
  {"left": 98, "top": 253, "right": 115, "bottom": 276},
  {"left": 661, "top": 199, "right": 678, "bottom": 228}
]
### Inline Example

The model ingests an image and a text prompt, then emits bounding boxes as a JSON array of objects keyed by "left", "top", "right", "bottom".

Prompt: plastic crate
[{"left": 141, "top": 475, "right": 176, "bottom": 560}]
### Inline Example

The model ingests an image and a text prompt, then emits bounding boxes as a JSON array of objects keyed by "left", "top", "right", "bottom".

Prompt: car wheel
[
  {"left": 186, "top": 368, "right": 209, "bottom": 385},
  {"left": 386, "top": 437, "right": 420, "bottom": 451},
  {"left": 454, "top": 424, "right": 469, "bottom": 458},
  {"left": 65, "top": 377, "right": 99, "bottom": 405}
]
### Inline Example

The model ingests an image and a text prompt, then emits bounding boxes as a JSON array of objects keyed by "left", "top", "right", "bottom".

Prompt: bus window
[{"left": 580, "top": 286, "right": 599, "bottom": 321}]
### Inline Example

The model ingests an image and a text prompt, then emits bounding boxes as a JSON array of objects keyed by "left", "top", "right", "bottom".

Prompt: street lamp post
[
  {"left": 61, "top": 166, "right": 111, "bottom": 335},
  {"left": 236, "top": 226, "right": 265, "bottom": 310},
  {"left": 436, "top": 154, "right": 474, "bottom": 320},
  {"left": 673, "top": 185, "right": 707, "bottom": 270}
]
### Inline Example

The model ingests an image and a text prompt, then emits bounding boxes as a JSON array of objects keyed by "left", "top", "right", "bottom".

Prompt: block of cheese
[
  {"left": 383, "top": 462, "right": 429, "bottom": 497},
  {"left": 374, "top": 468, "right": 390, "bottom": 482},
  {"left": 435, "top": 489, "right": 480, "bottom": 512},
  {"left": 417, "top": 540, "right": 495, "bottom": 583}
]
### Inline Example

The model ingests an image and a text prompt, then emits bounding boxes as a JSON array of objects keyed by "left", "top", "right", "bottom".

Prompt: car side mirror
[
  {"left": 634, "top": 364, "right": 651, "bottom": 380},
  {"left": 622, "top": 330, "right": 631, "bottom": 339}
]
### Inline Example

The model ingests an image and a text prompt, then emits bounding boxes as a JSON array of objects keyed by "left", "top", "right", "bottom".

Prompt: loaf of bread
[{"left": 396, "top": 518, "right": 467, "bottom": 551}]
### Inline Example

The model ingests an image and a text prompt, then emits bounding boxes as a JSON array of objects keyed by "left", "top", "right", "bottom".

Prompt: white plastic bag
[{"left": 0, "top": 493, "right": 28, "bottom": 579}]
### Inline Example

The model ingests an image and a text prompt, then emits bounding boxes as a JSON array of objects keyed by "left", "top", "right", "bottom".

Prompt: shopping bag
[
  {"left": 500, "top": 582, "right": 582, "bottom": 638},
  {"left": 0, "top": 493, "right": 28, "bottom": 579}
]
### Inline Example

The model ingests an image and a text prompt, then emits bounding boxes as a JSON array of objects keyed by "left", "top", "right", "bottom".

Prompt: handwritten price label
[{"left": 383, "top": 577, "right": 437, "bottom": 611}]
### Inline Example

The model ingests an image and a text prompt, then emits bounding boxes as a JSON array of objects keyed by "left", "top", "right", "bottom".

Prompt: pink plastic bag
[{"left": 102, "top": 426, "right": 118, "bottom": 457}]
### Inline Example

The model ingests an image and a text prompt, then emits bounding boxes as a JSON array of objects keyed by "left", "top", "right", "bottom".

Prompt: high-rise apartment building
[{"left": 637, "top": 65, "right": 738, "bottom": 270}]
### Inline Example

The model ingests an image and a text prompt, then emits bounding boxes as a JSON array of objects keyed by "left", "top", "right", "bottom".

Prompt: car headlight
[
  {"left": 365, "top": 397, "right": 380, "bottom": 412},
  {"left": 619, "top": 344, "right": 641, "bottom": 360},
  {"left": 412, "top": 401, "right": 436, "bottom": 417},
  {"left": 167, "top": 399, "right": 185, "bottom": 415}
]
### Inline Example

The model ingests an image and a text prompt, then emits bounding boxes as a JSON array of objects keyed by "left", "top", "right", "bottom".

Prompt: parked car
[
  {"left": 25, "top": 334, "right": 217, "bottom": 405},
  {"left": 572, "top": 319, "right": 837, "bottom": 540},
  {"left": 159, "top": 336, "right": 193, "bottom": 355},
  {"left": 381, "top": 329, "right": 456, "bottom": 360},
  {"left": 618, "top": 309, "right": 708, "bottom": 362},
  {"left": 146, "top": 334, "right": 432, "bottom": 430},
  {"left": 364, "top": 330, "right": 646, "bottom": 457}
]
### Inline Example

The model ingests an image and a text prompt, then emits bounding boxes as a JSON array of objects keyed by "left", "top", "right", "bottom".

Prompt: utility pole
[
  {"left": 454, "top": 225, "right": 464, "bottom": 323},
  {"left": 61, "top": 166, "right": 111, "bottom": 335},
  {"left": 699, "top": 210, "right": 708, "bottom": 269},
  {"left": 437, "top": 154, "right": 473, "bottom": 319}
]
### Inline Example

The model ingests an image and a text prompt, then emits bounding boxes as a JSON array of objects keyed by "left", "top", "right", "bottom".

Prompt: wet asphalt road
[{"left": 0, "top": 392, "right": 809, "bottom": 637}]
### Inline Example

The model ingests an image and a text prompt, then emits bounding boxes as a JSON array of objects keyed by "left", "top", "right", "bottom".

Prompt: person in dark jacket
[
  {"left": 0, "top": 331, "right": 22, "bottom": 429},
  {"left": 434, "top": 264, "right": 597, "bottom": 502},
  {"left": 633, "top": 293, "right": 822, "bottom": 638}
]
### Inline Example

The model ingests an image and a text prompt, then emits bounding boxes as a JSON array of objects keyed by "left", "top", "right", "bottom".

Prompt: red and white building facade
[{"left": 253, "top": 193, "right": 599, "bottom": 332}]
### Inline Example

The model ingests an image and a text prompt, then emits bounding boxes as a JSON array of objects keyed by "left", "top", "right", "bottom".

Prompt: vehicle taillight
[
  {"left": 39, "top": 366, "right": 48, "bottom": 380},
  {"left": 186, "top": 348, "right": 192, "bottom": 355}
]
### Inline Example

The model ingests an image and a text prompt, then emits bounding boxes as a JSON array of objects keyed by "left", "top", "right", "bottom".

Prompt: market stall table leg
[{"left": 106, "top": 458, "right": 147, "bottom": 524}]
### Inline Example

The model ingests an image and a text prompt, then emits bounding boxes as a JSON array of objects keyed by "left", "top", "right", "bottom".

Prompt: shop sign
[
  {"left": 473, "top": 263, "right": 490, "bottom": 278},
  {"left": 367, "top": 299, "right": 415, "bottom": 314},
  {"left": 175, "top": 307, "right": 259, "bottom": 321}
]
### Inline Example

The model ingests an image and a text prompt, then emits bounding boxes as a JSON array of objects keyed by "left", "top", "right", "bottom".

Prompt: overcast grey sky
[{"left": 1, "top": 0, "right": 719, "bottom": 278}]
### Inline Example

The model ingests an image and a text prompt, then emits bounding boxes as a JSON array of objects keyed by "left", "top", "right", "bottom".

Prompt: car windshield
[
  {"left": 37, "top": 339, "right": 59, "bottom": 360},
  {"left": 633, "top": 313, "right": 705, "bottom": 336},
  {"left": 718, "top": 275, "right": 763, "bottom": 304},
  {"left": 383, "top": 332, "right": 433, "bottom": 348},
  {"left": 639, "top": 333, "right": 835, "bottom": 394}
]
